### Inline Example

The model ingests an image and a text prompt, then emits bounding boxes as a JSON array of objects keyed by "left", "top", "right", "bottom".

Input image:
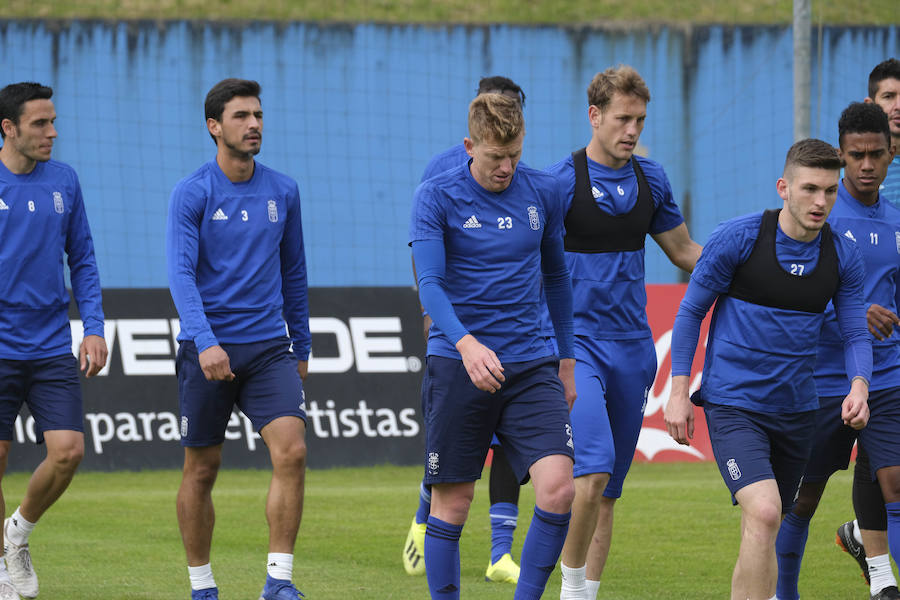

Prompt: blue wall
[{"left": 1, "top": 21, "right": 897, "bottom": 287}]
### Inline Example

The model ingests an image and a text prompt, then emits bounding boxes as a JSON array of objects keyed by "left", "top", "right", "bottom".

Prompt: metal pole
[{"left": 793, "top": 0, "right": 811, "bottom": 141}]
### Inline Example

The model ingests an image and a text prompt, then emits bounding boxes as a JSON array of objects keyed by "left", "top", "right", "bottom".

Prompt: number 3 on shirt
[{"left": 497, "top": 216, "right": 512, "bottom": 229}]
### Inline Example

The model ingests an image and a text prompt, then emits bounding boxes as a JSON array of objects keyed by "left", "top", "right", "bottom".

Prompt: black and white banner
[{"left": 9, "top": 288, "right": 426, "bottom": 472}]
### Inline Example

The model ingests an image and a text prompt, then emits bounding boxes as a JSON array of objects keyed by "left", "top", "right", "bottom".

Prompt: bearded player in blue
[
  {"left": 404, "top": 76, "right": 529, "bottom": 585},
  {"left": 0, "top": 82, "right": 107, "bottom": 600},
  {"left": 774, "top": 104, "right": 900, "bottom": 600},
  {"left": 550, "top": 65, "right": 702, "bottom": 600},
  {"left": 666, "top": 138, "right": 872, "bottom": 600},
  {"left": 167, "top": 79, "right": 310, "bottom": 600},
  {"left": 409, "top": 92, "right": 577, "bottom": 600}
]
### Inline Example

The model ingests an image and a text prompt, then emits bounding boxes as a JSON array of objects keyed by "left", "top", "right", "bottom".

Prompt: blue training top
[
  {"left": 671, "top": 210, "right": 871, "bottom": 413},
  {"left": 882, "top": 156, "right": 900, "bottom": 210},
  {"left": 539, "top": 153, "right": 685, "bottom": 339},
  {"left": 409, "top": 162, "right": 574, "bottom": 362},
  {"left": 815, "top": 182, "right": 900, "bottom": 395},
  {"left": 421, "top": 144, "right": 469, "bottom": 182},
  {"left": 167, "top": 159, "right": 311, "bottom": 359},
  {"left": 0, "top": 158, "right": 104, "bottom": 359}
]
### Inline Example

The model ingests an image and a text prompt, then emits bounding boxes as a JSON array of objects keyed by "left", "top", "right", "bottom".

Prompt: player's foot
[
  {"left": 485, "top": 553, "right": 520, "bottom": 584},
  {"left": 259, "top": 574, "right": 304, "bottom": 600},
  {"left": 0, "top": 581, "right": 20, "bottom": 600},
  {"left": 836, "top": 520, "right": 870, "bottom": 584},
  {"left": 402, "top": 518, "right": 426, "bottom": 575},
  {"left": 3, "top": 519, "right": 37, "bottom": 598},
  {"left": 872, "top": 586, "right": 900, "bottom": 600},
  {"left": 190, "top": 588, "right": 219, "bottom": 600}
]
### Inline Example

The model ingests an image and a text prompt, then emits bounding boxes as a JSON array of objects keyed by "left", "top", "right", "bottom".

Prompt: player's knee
[
  {"left": 537, "top": 478, "right": 575, "bottom": 513},
  {"left": 271, "top": 438, "right": 307, "bottom": 473},
  {"left": 576, "top": 472, "right": 610, "bottom": 503},
  {"left": 746, "top": 501, "right": 782, "bottom": 534},
  {"left": 49, "top": 439, "right": 84, "bottom": 473},
  {"left": 183, "top": 454, "right": 222, "bottom": 487},
  {"left": 876, "top": 469, "right": 900, "bottom": 502}
]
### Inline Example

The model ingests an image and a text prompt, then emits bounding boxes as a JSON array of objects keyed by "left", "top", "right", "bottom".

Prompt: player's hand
[
  {"left": 867, "top": 304, "right": 899, "bottom": 341},
  {"left": 297, "top": 360, "right": 308, "bottom": 381},
  {"left": 456, "top": 334, "right": 505, "bottom": 393},
  {"left": 664, "top": 376, "right": 694, "bottom": 445},
  {"left": 558, "top": 358, "right": 576, "bottom": 411},
  {"left": 199, "top": 345, "right": 235, "bottom": 381},
  {"left": 79, "top": 334, "right": 108, "bottom": 378},
  {"left": 841, "top": 381, "right": 869, "bottom": 430}
]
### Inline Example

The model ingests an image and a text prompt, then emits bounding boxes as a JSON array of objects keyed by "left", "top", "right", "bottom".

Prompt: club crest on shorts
[
  {"left": 181, "top": 416, "right": 188, "bottom": 438},
  {"left": 895, "top": 231, "right": 900, "bottom": 254},
  {"left": 726, "top": 458, "right": 741, "bottom": 481},
  {"left": 527, "top": 206, "right": 540, "bottom": 230},
  {"left": 565, "top": 424, "right": 574, "bottom": 450},
  {"left": 53, "top": 191, "right": 64, "bottom": 214},
  {"left": 427, "top": 452, "right": 439, "bottom": 475},
  {"left": 267, "top": 199, "right": 278, "bottom": 223}
]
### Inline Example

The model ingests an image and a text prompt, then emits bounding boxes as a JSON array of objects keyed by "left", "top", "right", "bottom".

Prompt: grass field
[
  {"left": 1, "top": 461, "right": 888, "bottom": 599},
  {"left": 4, "top": 0, "right": 897, "bottom": 24}
]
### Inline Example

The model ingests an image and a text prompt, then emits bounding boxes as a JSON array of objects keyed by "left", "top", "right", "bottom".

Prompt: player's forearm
[
  {"left": 671, "top": 281, "right": 716, "bottom": 376},
  {"left": 412, "top": 241, "right": 468, "bottom": 345},
  {"left": 541, "top": 233, "right": 574, "bottom": 358}
]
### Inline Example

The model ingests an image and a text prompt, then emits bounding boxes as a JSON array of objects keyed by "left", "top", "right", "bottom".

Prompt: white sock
[
  {"left": 187, "top": 563, "right": 216, "bottom": 591},
  {"left": 585, "top": 579, "right": 601, "bottom": 599},
  {"left": 267, "top": 553, "right": 293, "bottom": 581},
  {"left": 6, "top": 508, "right": 35, "bottom": 546},
  {"left": 560, "top": 563, "right": 587, "bottom": 598},
  {"left": 868, "top": 553, "right": 898, "bottom": 595},
  {"left": 853, "top": 519, "right": 864, "bottom": 545}
]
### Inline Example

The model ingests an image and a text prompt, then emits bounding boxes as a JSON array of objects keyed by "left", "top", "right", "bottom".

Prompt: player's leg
[
  {"left": 485, "top": 440, "right": 520, "bottom": 584},
  {"left": 848, "top": 446, "right": 887, "bottom": 586},
  {"left": 236, "top": 338, "right": 308, "bottom": 600},
  {"left": 733, "top": 480, "right": 782, "bottom": 600},
  {"left": 403, "top": 480, "right": 430, "bottom": 575},
  {"left": 558, "top": 343, "right": 611, "bottom": 600},
  {"left": 175, "top": 340, "right": 237, "bottom": 600},
  {"left": 422, "top": 356, "right": 498, "bottom": 599},
  {"left": 493, "top": 357, "right": 575, "bottom": 600},
  {"left": 7, "top": 355, "right": 85, "bottom": 599},
  {"left": 582, "top": 337, "right": 656, "bottom": 594},
  {"left": 0, "top": 440, "right": 15, "bottom": 600},
  {"left": 775, "top": 392, "right": 856, "bottom": 600},
  {"left": 0, "top": 361, "right": 27, "bottom": 599}
]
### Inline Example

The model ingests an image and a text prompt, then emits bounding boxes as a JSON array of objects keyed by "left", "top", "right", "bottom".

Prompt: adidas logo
[
  {"left": 0, "top": 199, "right": 7, "bottom": 210},
  {"left": 844, "top": 229, "right": 856, "bottom": 242},
  {"left": 463, "top": 215, "right": 481, "bottom": 229},
  {"left": 212, "top": 208, "right": 228, "bottom": 221},
  {"left": 591, "top": 186, "right": 604, "bottom": 199}
]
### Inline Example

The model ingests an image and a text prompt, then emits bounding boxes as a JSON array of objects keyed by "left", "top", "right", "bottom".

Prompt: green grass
[
  {"left": 2, "top": 0, "right": 896, "bottom": 24},
  {"left": 1, "top": 462, "right": 889, "bottom": 598}
]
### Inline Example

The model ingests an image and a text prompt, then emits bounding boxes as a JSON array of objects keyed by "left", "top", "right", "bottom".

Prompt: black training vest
[
  {"left": 563, "top": 148, "right": 655, "bottom": 253},
  {"left": 727, "top": 209, "right": 840, "bottom": 314}
]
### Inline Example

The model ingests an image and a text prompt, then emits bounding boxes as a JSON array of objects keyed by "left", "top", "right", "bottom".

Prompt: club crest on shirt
[
  {"left": 53, "top": 191, "right": 64, "bottom": 214},
  {"left": 267, "top": 199, "right": 278, "bottom": 223},
  {"left": 527, "top": 206, "right": 540, "bottom": 231}
]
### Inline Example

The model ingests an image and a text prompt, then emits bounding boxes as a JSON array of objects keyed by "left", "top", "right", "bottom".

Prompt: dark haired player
[
  {"left": 167, "top": 78, "right": 309, "bottom": 600},
  {"left": 0, "top": 81, "right": 107, "bottom": 600},
  {"left": 666, "top": 138, "right": 872, "bottom": 600}
]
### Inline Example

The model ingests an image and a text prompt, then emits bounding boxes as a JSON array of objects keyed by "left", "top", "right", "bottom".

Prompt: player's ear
[
  {"left": 588, "top": 105, "right": 601, "bottom": 128},
  {"left": 776, "top": 176, "right": 789, "bottom": 200},
  {"left": 1, "top": 118, "right": 16, "bottom": 139},
  {"left": 463, "top": 137, "right": 475, "bottom": 157},
  {"left": 206, "top": 117, "right": 221, "bottom": 139}
]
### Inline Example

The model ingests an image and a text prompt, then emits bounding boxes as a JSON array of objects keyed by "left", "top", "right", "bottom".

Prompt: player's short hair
[
  {"left": 477, "top": 76, "right": 526, "bottom": 107},
  {"left": 838, "top": 102, "right": 891, "bottom": 148},
  {"left": 587, "top": 65, "right": 650, "bottom": 111},
  {"left": 783, "top": 138, "right": 843, "bottom": 176},
  {"left": 0, "top": 82, "right": 53, "bottom": 139},
  {"left": 468, "top": 93, "right": 524, "bottom": 145},
  {"left": 868, "top": 58, "right": 900, "bottom": 99},
  {"left": 204, "top": 78, "right": 261, "bottom": 143}
]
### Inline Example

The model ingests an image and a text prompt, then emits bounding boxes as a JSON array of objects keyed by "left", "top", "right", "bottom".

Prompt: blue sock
[
  {"left": 886, "top": 501, "right": 900, "bottom": 566},
  {"left": 775, "top": 512, "right": 811, "bottom": 600},
  {"left": 514, "top": 507, "right": 570, "bottom": 600},
  {"left": 415, "top": 482, "right": 432, "bottom": 525},
  {"left": 489, "top": 502, "right": 518, "bottom": 564},
  {"left": 425, "top": 516, "right": 463, "bottom": 599}
]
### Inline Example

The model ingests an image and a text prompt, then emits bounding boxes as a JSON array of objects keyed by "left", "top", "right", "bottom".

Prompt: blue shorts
[
  {"left": 806, "top": 386, "right": 900, "bottom": 482},
  {"left": 569, "top": 335, "right": 656, "bottom": 498},
  {"left": 705, "top": 403, "right": 815, "bottom": 511},
  {"left": 0, "top": 354, "right": 83, "bottom": 443},
  {"left": 421, "top": 355, "right": 574, "bottom": 485},
  {"left": 176, "top": 338, "right": 306, "bottom": 447}
]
